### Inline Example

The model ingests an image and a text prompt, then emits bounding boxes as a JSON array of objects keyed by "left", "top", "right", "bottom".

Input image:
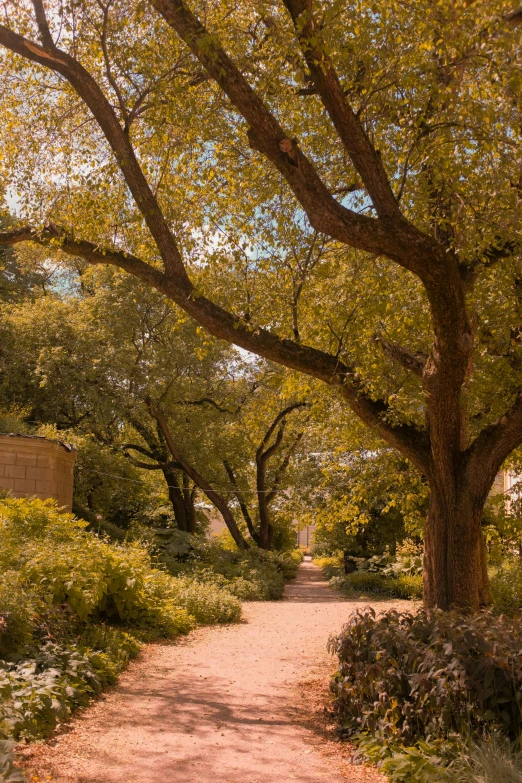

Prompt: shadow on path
[{"left": 23, "top": 561, "right": 402, "bottom": 783}]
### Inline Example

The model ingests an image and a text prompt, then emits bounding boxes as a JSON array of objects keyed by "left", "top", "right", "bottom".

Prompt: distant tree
[{"left": 0, "top": 268, "right": 309, "bottom": 548}]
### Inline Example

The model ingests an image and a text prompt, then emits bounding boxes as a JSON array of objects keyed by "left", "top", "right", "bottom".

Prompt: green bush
[
  {"left": 0, "top": 497, "right": 250, "bottom": 746},
  {"left": 391, "top": 574, "right": 423, "bottom": 600},
  {"left": 382, "top": 540, "right": 423, "bottom": 578},
  {"left": 354, "top": 734, "right": 457, "bottom": 783},
  {"left": 174, "top": 542, "right": 296, "bottom": 600},
  {"left": 451, "top": 736, "right": 522, "bottom": 783},
  {"left": 277, "top": 549, "right": 304, "bottom": 578},
  {"left": 329, "top": 608, "right": 522, "bottom": 747},
  {"left": 490, "top": 558, "right": 522, "bottom": 613},
  {"left": 166, "top": 577, "right": 241, "bottom": 624},
  {"left": 330, "top": 571, "right": 423, "bottom": 599},
  {"left": 0, "top": 498, "right": 223, "bottom": 641},
  {"left": 0, "top": 573, "right": 40, "bottom": 659},
  {"left": 222, "top": 577, "right": 269, "bottom": 601},
  {"left": 332, "top": 571, "right": 389, "bottom": 594},
  {"left": 314, "top": 554, "right": 345, "bottom": 579},
  {"left": 0, "top": 741, "right": 24, "bottom": 783},
  {"left": 0, "top": 641, "right": 132, "bottom": 740},
  {"left": 76, "top": 625, "right": 141, "bottom": 675}
]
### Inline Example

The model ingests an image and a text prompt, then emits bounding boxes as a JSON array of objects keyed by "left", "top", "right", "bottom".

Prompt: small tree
[{"left": 0, "top": 1, "right": 521, "bottom": 606}]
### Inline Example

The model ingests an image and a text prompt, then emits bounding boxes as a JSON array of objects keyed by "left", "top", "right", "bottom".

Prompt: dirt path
[{"left": 23, "top": 561, "right": 405, "bottom": 783}]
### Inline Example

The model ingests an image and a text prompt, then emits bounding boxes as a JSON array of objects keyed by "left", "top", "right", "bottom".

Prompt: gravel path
[{"left": 22, "top": 561, "right": 406, "bottom": 783}]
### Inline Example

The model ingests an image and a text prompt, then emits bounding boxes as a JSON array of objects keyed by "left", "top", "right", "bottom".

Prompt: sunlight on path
[{"left": 24, "top": 562, "right": 397, "bottom": 783}]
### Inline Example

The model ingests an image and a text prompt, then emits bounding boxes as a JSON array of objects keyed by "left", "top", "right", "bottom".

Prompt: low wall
[{"left": 0, "top": 434, "right": 77, "bottom": 511}]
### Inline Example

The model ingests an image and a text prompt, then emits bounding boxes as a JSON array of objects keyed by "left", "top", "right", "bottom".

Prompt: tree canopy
[{"left": 0, "top": 0, "right": 520, "bottom": 606}]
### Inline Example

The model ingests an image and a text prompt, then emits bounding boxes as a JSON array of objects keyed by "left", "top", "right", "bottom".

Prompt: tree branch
[
  {"left": 266, "top": 429, "right": 305, "bottom": 506},
  {"left": 31, "top": 0, "right": 54, "bottom": 49},
  {"left": 465, "top": 391, "right": 522, "bottom": 502},
  {"left": 257, "top": 402, "right": 308, "bottom": 456},
  {"left": 376, "top": 334, "right": 427, "bottom": 377},
  {"left": 0, "top": 224, "right": 431, "bottom": 472},
  {"left": 172, "top": 397, "right": 236, "bottom": 414},
  {"left": 148, "top": 0, "right": 424, "bottom": 264},
  {"left": 0, "top": 24, "right": 188, "bottom": 282},
  {"left": 281, "top": 0, "right": 400, "bottom": 219},
  {"left": 223, "top": 460, "right": 260, "bottom": 545},
  {"left": 120, "top": 443, "right": 180, "bottom": 470},
  {"left": 146, "top": 400, "right": 249, "bottom": 549}
]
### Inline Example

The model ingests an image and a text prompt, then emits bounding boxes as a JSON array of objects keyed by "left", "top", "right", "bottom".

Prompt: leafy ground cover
[
  {"left": 156, "top": 531, "right": 303, "bottom": 601},
  {"left": 0, "top": 497, "right": 252, "bottom": 753},
  {"left": 315, "top": 540, "right": 423, "bottom": 601},
  {"left": 329, "top": 607, "right": 522, "bottom": 782},
  {"left": 0, "top": 496, "right": 302, "bottom": 775}
]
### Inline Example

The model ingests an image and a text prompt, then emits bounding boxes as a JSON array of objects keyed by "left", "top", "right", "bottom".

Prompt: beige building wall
[{"left": 0, "top": 435, "right": 76, "bottom": 511}]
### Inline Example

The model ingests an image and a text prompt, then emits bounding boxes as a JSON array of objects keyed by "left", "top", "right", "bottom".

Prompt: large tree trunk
[{"left": 423, "top": 482, "right": 491, "bottom": 610}]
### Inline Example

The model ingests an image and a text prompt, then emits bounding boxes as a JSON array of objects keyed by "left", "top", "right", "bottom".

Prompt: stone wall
[{"left": 0, "top": 435, "right": 77, "bottom": 511}]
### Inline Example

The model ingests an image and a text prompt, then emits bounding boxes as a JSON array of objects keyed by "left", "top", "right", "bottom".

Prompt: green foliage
[
  {"left": 0, "top": 497, "right": 255, "bottom": 745},
  {"left": 392, "top": 575, "right": 424, "bottom": 600},
  {"left": 313, "top": 453, "right": 428, "bottom": 559},
  {"left": 76, "top": 625, "right": 141, "bottom": 673},
  {"left": 0, "top": 573, "right": 40, "bottom": 660},
  {"left": 356, "top": 734, "right": 522, "bottom": 783},
  {"left": 329, "top": 571, "right": 422, "bottom": 599},
  {"left": 0, "top": 641, "right": 139, "bottom": 740},
  {"left": 70, "top": 435, "right": 154, "bottom": 531},
  {"left": 331, "top": 571, "right": 390, "bottom": 594},
  {"left": 382, "top": 540, "right": 424, "bottom": 578},
  {"left": 0, "top": 497, "right": 195, "bottom": 637},
  {"left": 490, "top": 558, "right": 522, "bottom": 614},
  {"left": 320, "top": 542, "right": 424, "bottom": 599},
  {"left": 313, "top": 555, "right": 345, "bottom": 579},
  {"left": 354, "top": 734, "right": 457, "bottom": 783},
  {"left": 0, "top": 741, "right": 24, "bottom": 783},
  {"left": 166, "top": 577, "right": 241, "bottom": 624},
  {"left": 171, "top": 540, "right": 301, "bottom": 601},
  {"left": 329, "top": 608, "right": 522, "bottom": 747}
]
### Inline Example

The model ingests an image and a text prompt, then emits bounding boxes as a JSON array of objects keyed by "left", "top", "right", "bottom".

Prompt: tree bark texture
[{"left": 423, "top": 486, "right": 491, "bottom": 609}]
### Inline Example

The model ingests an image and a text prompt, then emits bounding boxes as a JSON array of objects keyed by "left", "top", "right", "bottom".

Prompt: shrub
[
  {"left": 354, "top": 734, "right": 457, "bottom": 783},
  {"left": 0, "top": 498, "right": 214, "bottom": 640},
  {"left": 0, "top": 497, "right": 249, "bottom": 745},
  {"left": 0, "top": 573, "right": 40, "bottom": 659},
  {"left": 329, "top": 608, "right": 522, "bottom": 746},
  {"left": 391, "top": 574, "right": 423, "bottom": 600},
  {"left": 0, "top": 631, "right": 141, "bottom": 742},
  {"left": 273, "top": 550, "right": 302, "bottom": 581},
  {"left": 76, "top": 625, "right": 141, "bottom": 675},
  {"left": 176, "top": 542, "right": 294, "bottom": 600},
  {"left": 332, "top": 571, "right": 390, "bottom": 594},
  {"left": 0, "top": 741, "right": 24, "bottom": 783},
  {"left": 0, "top": 642, "right": 121, "bottom": 740},
  {"left": 314, "top": 555, "right": 344, "bottom": 579},
  {"left": 223, "top": 577, "right": 268, "bottom": 601},
  {"left": 382, "top": 540, "right": 423, "bottom": 578},
  {"left": 166, "top": 577, "right": 241, "bottom": 624},
  {"left": 490, "top": 558, "right": 522, "bottom": 614},
  {"left": 330, "top": 571, "right": 423, "bottom": 600}
]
